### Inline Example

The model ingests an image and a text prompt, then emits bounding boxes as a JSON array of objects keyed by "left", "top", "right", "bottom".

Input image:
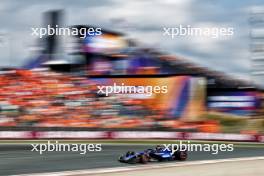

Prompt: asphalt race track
[{"left": 0, "top": 144, "right": 264, "bottom": 176}]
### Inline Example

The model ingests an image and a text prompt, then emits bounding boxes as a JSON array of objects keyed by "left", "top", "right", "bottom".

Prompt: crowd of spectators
[
  {"left": 0, "top": 69, "right": 220, "bottom": 132},
  {"left": 0, "top": 69, "right": 166, "bottom": 129}
]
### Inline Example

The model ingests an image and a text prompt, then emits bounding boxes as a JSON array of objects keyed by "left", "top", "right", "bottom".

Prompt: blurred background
[{"left": 0, "top": 0, "right": 264, "bottom": 136}]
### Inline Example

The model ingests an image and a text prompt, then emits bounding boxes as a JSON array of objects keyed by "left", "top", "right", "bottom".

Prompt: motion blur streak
[{"left": 0, "top": 144, "right": 263, "bottom": 175}]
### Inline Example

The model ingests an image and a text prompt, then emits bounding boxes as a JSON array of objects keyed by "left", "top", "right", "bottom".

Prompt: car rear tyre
[{"left": 174, "top": 151, "right": 187, "bottom": 161}]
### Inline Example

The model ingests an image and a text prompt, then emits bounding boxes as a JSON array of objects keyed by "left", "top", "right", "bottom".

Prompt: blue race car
[{"left": 118, "top": 145, "right": 187, "bottom": 164}]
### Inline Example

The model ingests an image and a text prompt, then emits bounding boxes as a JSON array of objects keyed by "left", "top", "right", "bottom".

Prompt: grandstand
[{"left": 0, "top": 10, "right": 262, "bottom": 134}]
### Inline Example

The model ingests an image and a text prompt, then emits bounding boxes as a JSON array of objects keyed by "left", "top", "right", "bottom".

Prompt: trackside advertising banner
[
  {"left": 0, "top": 131, "right": 263, "bottom": 142},
  {"left": 92, "top": 76, "right": 206, "bottom": 121}
]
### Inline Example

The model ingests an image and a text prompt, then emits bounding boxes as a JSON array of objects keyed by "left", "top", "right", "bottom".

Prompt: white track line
[{"left": 13, "top": 156, "right": 264, "bottom": 176}]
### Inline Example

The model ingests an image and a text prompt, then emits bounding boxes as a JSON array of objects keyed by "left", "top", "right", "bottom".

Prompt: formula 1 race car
[{"left": 118, "top": 145, "right": 187, "bottom": 164}]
